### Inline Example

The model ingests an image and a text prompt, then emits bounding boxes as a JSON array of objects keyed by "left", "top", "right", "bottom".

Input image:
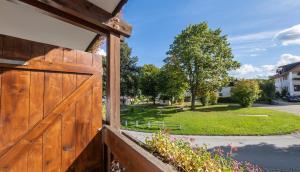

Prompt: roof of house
[
  {"left": 273, "top": 62, "right": 300, "bottom": 78},
  {"left": 278, "top": 62, "right": 300, "bottom": 73}
]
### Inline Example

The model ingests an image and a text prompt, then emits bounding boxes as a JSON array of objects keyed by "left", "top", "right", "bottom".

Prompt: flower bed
[{"left": 145, "top": 131, "right": 262, "bottom": 172}]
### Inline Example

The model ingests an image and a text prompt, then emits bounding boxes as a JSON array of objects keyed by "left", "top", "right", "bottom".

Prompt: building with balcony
[{"left": 274, "top": 62, "right": 300, "bottom": 96}]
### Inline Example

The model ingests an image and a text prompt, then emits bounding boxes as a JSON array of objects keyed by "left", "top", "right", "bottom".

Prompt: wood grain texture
[
  {"left": 0, "top": 74, "right": 100, "bottom": 170},
  {"left": 63, "top": 49, "right": 77, "bottom": 64},
  {"left": 44, "top": 72, "right": 63, "bottom": 115},
  {"left": 17, "top": 0, "right": 132, "bottom": 36},
  {"left": 27, "top": 137, "right": 42, "bottom": 172},
  {"left": 2, "top": 36, "right": 31, "bottom": 60},
  {"left": 45, "top": 45, "right": 63, "bottom": 63},
  {"left": 62, "top": 74, "right": 76, "bottom": 171},
  {"left": 77, "top": 51, "right": 93, "bottom": 66},
  {"left": 104, "top": 126, "right": 175, "bottom": 172},
  {"left": 0, "top": 70, "right": 30, "bottom": 154},
  {"left": 75, "top": 75, "right": 92, "bottom": 157},
  {"left": 43, "top": 117, "right": 62, "bottom": 172},
  {"left": 0, "top": 35, "right": 103, "bottom": 171},
  {"left": 106, "top": 33, "right": 121, "bottom": 129}
]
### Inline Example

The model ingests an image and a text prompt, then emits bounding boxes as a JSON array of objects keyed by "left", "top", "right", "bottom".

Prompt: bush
[
  {"left": 258, "top": 79, "right": 275, "bottom": 103},
  {"left": 231, "top": 80, "right": 261, "bottom": 107},
  {"left": 199, "top": 91, "right": 210, "bottom": 106},
  {"left": 209, "top": 91, "right": 219, "bottom": 105},
  {"left": 281, "top": 87, "right": 288, "bottom": 97},
  {"left": 146, "top": 131, "right": 261, "bottom": 171}
]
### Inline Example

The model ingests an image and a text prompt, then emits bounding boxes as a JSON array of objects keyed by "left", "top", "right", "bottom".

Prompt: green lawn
[{"left": 121, "top": 104, "right": 300, "bottom": 135}]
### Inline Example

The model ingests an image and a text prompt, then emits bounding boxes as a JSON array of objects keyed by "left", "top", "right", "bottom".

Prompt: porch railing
[{"left": 102, "top": 125, "right": 175, "bottom": 172}]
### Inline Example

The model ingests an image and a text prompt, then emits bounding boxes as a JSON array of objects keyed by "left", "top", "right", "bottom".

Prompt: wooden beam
[
  {"left": 18, "top": 0, "right": 132, "bottom": 37},
  {"left": 0, "top": 58, "right": 101, "bottom": 74},
  {"left": 106, "top": 33, "right": 121, "bottom": 129},
  {"left": 112, "top": 0, "right": 128, "bottom": 16}
]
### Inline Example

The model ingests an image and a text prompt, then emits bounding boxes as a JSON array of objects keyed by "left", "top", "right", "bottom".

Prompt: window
[{"left": 294, "top": 85, "right": 300, "bottom": 92}]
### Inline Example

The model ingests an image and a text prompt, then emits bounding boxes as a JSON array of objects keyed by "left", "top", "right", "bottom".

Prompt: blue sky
[{"left": 122, "top": 0, "right": 300, "bottom": 78}]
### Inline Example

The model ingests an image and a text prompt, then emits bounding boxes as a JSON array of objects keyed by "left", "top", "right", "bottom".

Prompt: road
[{"left": 255, "top": 102, "right": 300, "bottom": 116}]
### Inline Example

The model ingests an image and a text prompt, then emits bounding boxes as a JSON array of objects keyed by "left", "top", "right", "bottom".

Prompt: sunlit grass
[{"left": 121, "top": 104, "right": 300, "bottom": 135}]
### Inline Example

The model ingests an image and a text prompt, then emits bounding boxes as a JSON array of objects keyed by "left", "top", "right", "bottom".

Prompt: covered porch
[{"left": 0, "top": 0, "right": 172, "bottom": 171}]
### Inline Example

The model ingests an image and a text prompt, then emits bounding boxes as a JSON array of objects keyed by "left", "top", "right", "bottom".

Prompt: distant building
[
  {"left": 219, "top": 87, "right": 232, "bottom": 97},
  {"left": 274, "top": 62, "right": 300, "bottom": 96}
]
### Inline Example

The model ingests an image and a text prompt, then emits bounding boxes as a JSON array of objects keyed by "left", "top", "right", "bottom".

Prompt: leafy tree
[
  {"left": 166, "top": 22, "right": 240, "bottom": 110},
  {"left": 259, "top": 79, "right": 275, "bottom": 103},
  {"left": 231, "top": 80, "right": 261, "bottom": 107},
  {"left": 158, "top": 64, "right": 188, "bottom": 104},
  {"left": 140, "top": 64, "right": 160, "bottom": 104},
  {"left": 120, "top": 42, "right": 140, "bottom": 97}
]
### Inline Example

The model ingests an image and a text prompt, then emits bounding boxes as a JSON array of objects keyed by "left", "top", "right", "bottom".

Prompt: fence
[{"left": 122, "top": 120, "right": 182, "bottom": 130}]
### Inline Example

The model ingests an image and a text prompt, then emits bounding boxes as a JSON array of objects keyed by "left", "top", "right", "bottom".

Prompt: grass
[{"left": 121, "top": 103, "right": 300, "bottom": 135}]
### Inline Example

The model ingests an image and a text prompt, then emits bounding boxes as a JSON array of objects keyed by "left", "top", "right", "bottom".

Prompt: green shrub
[
  {"left": 209, "top": 91, "right": 219, "bottom": 105},
  {"left": 199, "top": 91, "right": 210, "bottom": 106},
  {"left": 259, "top": 79, "right": 275, "bottom": 103},
  {"left": 231, "top": 80, "right": 261, "bottom": 107},
  {"left": 146, "top": 131, "right": 260, "bottom": 171},
  {"left": 281, "top": 87, "right": 288, "bottom": 97}
]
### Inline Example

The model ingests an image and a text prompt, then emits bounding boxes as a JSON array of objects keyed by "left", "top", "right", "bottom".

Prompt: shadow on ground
[{"left": 209, "top": 143, "right": 300, "bottom": 171}]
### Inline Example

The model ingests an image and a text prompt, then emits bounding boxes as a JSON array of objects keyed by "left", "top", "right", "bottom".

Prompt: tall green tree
[
  {"left": 166, "top": 22, "right": 240, "bottom": 110},
  {"left": 120, "top": 42, "right": 140, "bottom": 97},
  {"left": 158, "top": 64, "right": 188, "bottom": 104},
  {"left": 140, "top": 64, "right": 160, "bottom": 104}
]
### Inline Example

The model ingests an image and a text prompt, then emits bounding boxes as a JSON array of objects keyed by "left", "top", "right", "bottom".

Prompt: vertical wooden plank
[
  {"left": 63, "top": 49, "right": 77, "bottom": 64},
  {"left": 9, "top": 152, "right": 28, "bottom": 172},
  {"left": 75, "top": 75, "right": 92, "bottom": 155},
  {"left": 45, "top": 45, "right": 63, "bottom": 63},
  {"left": 92, "top": 79, "right": 102, "bottom": 136},
  {"left": 0, "top": 70, "right": 30, "bottom": 169},
  {"left": 43, "top": 118, "right": 62, "bottom": 172},
  {"left": 27, "top": 137, "right": 43, "bottom": 172},
  {"left": 27, "top": 71, "right": 44, "bottom": 172},
  {"left": 44, "top": 72, "right": 63, "bottom": 115},
  {"left": 43, "top": 43, "right": 63, "bottom": 171},
  {"left": 77, "top": 51, "right": 92, "bottom": 66},
  {"left": 3, "top": 36, "right": 31, "bottom": 60},
  {"left": 29, "top": 71, "right": 45, "bottom": 127},
  {"left": 106, "top": 33, "right": 121, "bottom": 129},
  {"left": 92, "top": 54, "right": 102, "bottom": 68},
  {"left": 62, "top": 73, "right": 76, "bottom": 171}
]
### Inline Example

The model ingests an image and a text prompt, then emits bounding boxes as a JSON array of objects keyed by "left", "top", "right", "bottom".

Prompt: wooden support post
[{"left": 106, "top": 33, "right": 121, "bottom": 129}]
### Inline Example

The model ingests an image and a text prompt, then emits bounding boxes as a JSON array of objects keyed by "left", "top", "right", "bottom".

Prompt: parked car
[{"left": 286, "top": 95, "right": 300, "bottom": 102}]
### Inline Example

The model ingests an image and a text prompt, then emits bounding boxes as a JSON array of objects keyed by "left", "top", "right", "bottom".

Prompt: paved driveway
[
  {"left": 124, "top": 130, "right": 300, "bottom": 171},
  {"left": 255, "top": 102, "right": 300, "bottom": 116}
]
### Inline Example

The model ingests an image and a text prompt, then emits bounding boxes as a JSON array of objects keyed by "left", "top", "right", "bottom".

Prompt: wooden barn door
[{"left": 0, "top": 35, "right": 103, "bottom": 172}]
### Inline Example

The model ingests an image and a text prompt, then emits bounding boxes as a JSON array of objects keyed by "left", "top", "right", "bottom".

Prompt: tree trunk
[{"left": 153, "top": 97, "right": 156, "bottom": 105}]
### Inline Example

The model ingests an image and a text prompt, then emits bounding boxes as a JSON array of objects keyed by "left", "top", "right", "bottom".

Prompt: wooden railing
[{"left": 101, "top": 125, "right": 175, "bottom": 172}]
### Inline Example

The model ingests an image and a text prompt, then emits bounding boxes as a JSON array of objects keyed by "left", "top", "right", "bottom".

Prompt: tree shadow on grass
[{"left": 208, "top": 143, "right": 300, "bottom": 171}]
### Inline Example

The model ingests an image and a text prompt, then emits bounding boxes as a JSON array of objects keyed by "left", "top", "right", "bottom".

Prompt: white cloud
[
  {"left": 97, "top": 48, "right": 107, "bottom": 56},
  {"left": 276, "top": 24, "right": 300, "bottom": 46},
  {"left": 277, "top": 53, "right": 300, "bottom": 66},
  {"left": 231, "top": 53, "right": 300, "bottom": 79},
  {"left": 229, "top": 31, "right": 278, "bottom": 43}
]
